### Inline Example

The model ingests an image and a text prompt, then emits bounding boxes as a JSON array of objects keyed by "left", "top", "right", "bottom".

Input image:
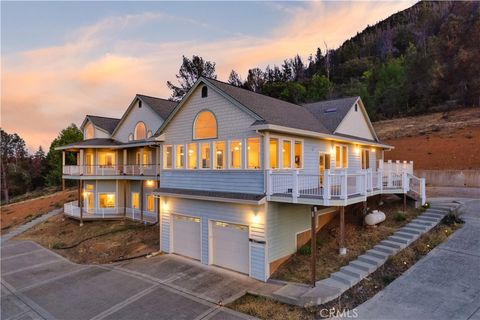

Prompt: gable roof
[
  {"left": 302, "top": 97, "right": 359, "bottom": 133},
  {"left": 85, "top": 115, "right": 121, "bottom": 134},
  {"left": 136, "top": 94, "right": 177, "bottom": 119}
]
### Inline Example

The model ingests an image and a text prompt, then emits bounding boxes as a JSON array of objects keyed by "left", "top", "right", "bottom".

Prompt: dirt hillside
[{"left": 373, "top": 108, "right": 480, "bottom": 170}]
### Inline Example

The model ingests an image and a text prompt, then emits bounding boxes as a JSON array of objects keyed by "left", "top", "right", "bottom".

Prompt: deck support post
[
  {"left": 62, "top": 151, "right": 66, "bottom": 190},
  {"left": 79, "top": 180, "right": 83, "bottom": 227},
  {"left": 363, "top": 200, "right": 368, "bottom": 216},
  {"left": 311, "top": 206, "right": 318, "bottom": 287},
  {"left": 403, "top": 194, "right": 407, "bottom": 213},
  {"left": 140, "top": 180, "right": 144, "bottom": 222},
  {"left": 339, "top": 206, "right": 346, "bottom": 256},
  {"left": 123, "top": 180, "right": 127, "bottom": 220}
]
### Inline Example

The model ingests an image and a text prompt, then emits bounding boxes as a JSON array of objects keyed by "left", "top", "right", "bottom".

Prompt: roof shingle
[
  {"left": 302, "top": 97, "right": 359, "bottom": 133},
  {"left": 137, "top": 94, "right": 177, "bottom": 120},
  {"left": 87, "top": 115, "right": 121, "bottom": 134}
]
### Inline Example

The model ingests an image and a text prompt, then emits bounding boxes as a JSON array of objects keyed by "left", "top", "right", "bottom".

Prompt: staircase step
[
  {"left": 330, "top": 271, "right": 360, "bottom": 286},
  {"left": 417, "top": 216, "right": 439, "bottom": 223},
  {"left": 340, "top": 265, "right": 368, "bottom": 278},
  {"left": 423, "top": 211, "right": 444, "bottom": 217},
  {"left": 410, "top": 220, "right": 432, "bottom": 226},
  {"left": 358, "top": 254, "right": 385, "bottom": 266},
  {"left": 374, "top": 244, "right": 397, "bottom": 255},
  {"left": 422, "top": 213, "right": 444, "bottom": 220},
  {"left": 388, "top": 236, "right": 409, "bottom": 244},
  {"left": 405, "top": 224, "right": 426, "bottom": 231},
  {"left": 320, "top": 278, "right": 350, "bottom": 291},
  {"left": 400, "top": 227, "right": 421, "bottom": 235},
  {"left": 394, "top": 231, "right": 415, "bottom": 239},
  {"left": 365, "top": 249, "right": 389, "bottom": 260},
  {"left": 349, "top": 260, "right": 378, "bottom": 273},
  {"left": 380, "top": 240, "right": 402, "bottom": 249}
]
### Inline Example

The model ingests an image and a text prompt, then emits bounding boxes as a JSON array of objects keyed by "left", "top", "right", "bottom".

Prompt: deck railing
[
  {"left": 63, "top": 201, "right": 157, "bottom": 223},
  {"left": 62, "top": 164, "right": 159, "bottom": 176}
]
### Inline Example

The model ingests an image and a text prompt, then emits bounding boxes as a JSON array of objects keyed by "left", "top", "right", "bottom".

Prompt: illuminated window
[
  {"left": 214, "top": 141, "right": 225, "bottom": 169},
  {"left": 294, "top": 141, "right": 302, "bottom": 168},
  {"left": 85, "top": 123, "right": 94, "bottom": 139},
  {"left": 269, "top": 138, "right": 278, "bottom": 169},
  {"left": 230, "top": 140, "right": 242, "bottom": 169},
  {"left": 247, "top": 138, "right": 260, "bottom": 169},
  {"left": 98, "top": 152, "right": 115, "bottom": 167},
  {"left": 99, "top": 193, "right": 115, "bottom": 208},
  {"left": 283, "top": 140, "right": 291, "bottom": 168},
  {"left": 175, "top": 145, "right": 185, "bottom": 169},
  {"left": 335, "top": 145, "right": 348, "bottom": 168},
  {"left": 134, "top": 122, "right": 146, "bottom": 140},
  {"left": 187, "top": 143, "right": 197, "bottom": 169},
  {"left": 200, "top": 143, "right": 211, "bottom": 169},
  {"left": 146, "top": 194, "right": 155, "bottom": 212},
  {"left": 131, "top": 192, "right": 139, "bottom": 209},
  {"left": 362, "top": 149, "right": 370, "bottom": 169},
  {"left": 194, "top": 111, "right": 217, "bottom": 140},
  {"left": 163, "top": 145, "right": 172, "bottom": 169},
  {"left": 136, "top": 150, "right": 151, "bottom": 167}
]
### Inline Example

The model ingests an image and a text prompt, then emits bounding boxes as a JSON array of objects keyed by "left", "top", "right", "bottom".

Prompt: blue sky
[{"left": 1, "top": 1, "right": 416, "bottom": 151}]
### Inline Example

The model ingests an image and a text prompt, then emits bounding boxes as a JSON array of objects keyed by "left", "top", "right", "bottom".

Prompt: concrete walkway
[
  {"left": 355, "top": 198, "right": 480, "bottom": 320},
  {"left": 272, "top": 203, "right": 458, "bottom": 307}
]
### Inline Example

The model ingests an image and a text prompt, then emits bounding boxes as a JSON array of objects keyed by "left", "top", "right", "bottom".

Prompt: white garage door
[
  {"left": 211, "top": 221, "right": 249, "bottom": 274},
  {"left": 172, "top": 215, "right": 201, "bottom": 260}
]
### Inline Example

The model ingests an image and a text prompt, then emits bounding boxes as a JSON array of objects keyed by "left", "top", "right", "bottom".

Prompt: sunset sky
[{"left": 1, "top": 1, "right": 416, "bottom": 152}]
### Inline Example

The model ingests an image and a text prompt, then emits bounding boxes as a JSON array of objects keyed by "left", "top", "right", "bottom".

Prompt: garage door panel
[
  {"left": 172, "top": 215, "right": 201, "bottom": 260},
  {"left": 212, "top": 222, "right": 249, "bottom": 274}
]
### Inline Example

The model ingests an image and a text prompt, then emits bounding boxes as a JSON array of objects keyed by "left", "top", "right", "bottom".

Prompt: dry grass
[
  {"left": 272, "top": 196, "right": 422, "bottom": 283},
  {"left": 228, "top": 214, "right": 463, "bottom": 320},
  {"left": 14, "top": 215, "right": 160, "bottom": 264}
]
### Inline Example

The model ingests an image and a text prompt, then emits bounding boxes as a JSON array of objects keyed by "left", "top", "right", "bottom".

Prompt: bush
[
  {"left": 441, "top": 213, "right": 464, "bottom": 226},
  {"left": 51, "top": 242, "right": 66, "bottom": 249},
  {"left": 395, "top": 212, "right": 406, "bottom": 222},
  {"left": 299, "top": 244, "right": 311, "bottom": 256}
]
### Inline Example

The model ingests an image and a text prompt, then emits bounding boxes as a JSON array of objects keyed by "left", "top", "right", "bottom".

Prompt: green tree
[
  {"left": 306, "top": 74, "right": 333, "bottom": 101},
  {"left": 45, "top": 124, "right": 83, "bottom": 187},
  {"left": 167, "top": 55, "right": 217, "bottom": 101}
]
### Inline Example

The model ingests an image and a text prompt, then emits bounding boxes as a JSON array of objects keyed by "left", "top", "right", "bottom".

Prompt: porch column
[
  {"left": 79, "top": 149, "right": 84, "bottom": 175},
  {"left": 79, "top": 180, "right": 84, "bottom": 226},
  {"left": 123, "top": 149, "right": 127, "bottom": 174},
  {"left": 140, "top": 180, "right": 144, "bottom": 221},
  {"left": 140, "top": 148, "right": 144, "bottom": 175},
  {"left": 123, "top": 180, "right": 127, "bottom": 219},
  {"left": 339, "top": 206, "right": 346, "bottom": 255},
  {"left": 310, "top": 206, "right": 318, "bottom": 287},
  {"left": 62, "top": 151, "right": 65, "bottom": 191}
]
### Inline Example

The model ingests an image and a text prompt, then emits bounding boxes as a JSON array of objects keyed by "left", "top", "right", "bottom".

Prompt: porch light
[
  {"left": 146, "top": 180, "right": 155, "bottom": 187},
  {"left": 82, "top": 192, "right": 87, "bottom": 197},
  {"left": 252, "top": 213, "right": 260, "bottom": 224},
  {"left": 371, "top": 148, "right": 376, "bottom": 152},
  {"left": 234, "top": 147, "right": 239, "bottom": 151},
  {"left": 189, "top": 149, "right": 193, "bottom": 153},
  {"left": 216, "top": 150, "right": 222, "bottom": 154}
]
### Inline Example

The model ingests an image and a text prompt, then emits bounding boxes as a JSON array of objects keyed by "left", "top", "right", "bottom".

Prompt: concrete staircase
[{"left": 272, "top": 203, "right": 460, "bottom": 307}]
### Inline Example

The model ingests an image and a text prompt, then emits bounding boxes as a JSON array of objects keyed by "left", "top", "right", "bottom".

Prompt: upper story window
[
  {"left": 194, "top": 111, "right": 217, "bottom": 140},
  {"left": 134, "top": 122, "right": 146, "bottom": 140},
  {"left": 335, "top": 145, "right": 348, "bottom": 169},
  {"left": 85, "top": 123, "right": 94, "bottom": 139},
  {"left": 201, "top": 86, "right": 208, "bottom": 98}
]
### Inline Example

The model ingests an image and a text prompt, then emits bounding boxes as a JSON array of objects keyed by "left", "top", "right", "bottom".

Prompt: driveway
[
  {"left": 1, "top": 240, "right": 265, "bottom": 320},
  {"left": 356, "top": 199, "right": 480, "bottom": 320}
]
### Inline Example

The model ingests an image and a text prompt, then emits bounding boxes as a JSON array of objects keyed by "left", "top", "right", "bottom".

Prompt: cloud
[{"left": 1, "top": 1, "right": 414, "bottom": 152}]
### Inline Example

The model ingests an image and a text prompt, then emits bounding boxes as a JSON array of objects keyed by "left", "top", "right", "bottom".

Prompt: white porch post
[
  {"left": 341, "top": 171, "right": 348, "bottom": 200},
  {"left": 79, "top": 149, "right": 84, "bottom": 175},
  {"left": 62, "top": 151, "right": 66, "bottom": 190},
  {"left": 323, "top": 169, "right": 330, "bottom": 203},
  {"left": 387, "top": 159, "right": 392, "bottom": 188},
  {"left": 267, "top": 170, "right": 273, "bottom": 197},
  {"left": 264, "top": 132, "right": 270, "bottom": 195},
  {"left": 292, "top": 170, "right": 299, "bottom": 203},
  {"left": 123, "top": 149, "right": 127, "bottom": 174}
]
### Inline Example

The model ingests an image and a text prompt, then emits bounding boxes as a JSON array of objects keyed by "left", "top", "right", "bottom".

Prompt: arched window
[
  {"left": 134, "top": 122, "right": 146, "bottom": 140},
  {"left": 194, "top": 111, "right": 217, "bottom": 139},
  {"left": 85, "top": 123, "right": 94, "bottom": 139}
]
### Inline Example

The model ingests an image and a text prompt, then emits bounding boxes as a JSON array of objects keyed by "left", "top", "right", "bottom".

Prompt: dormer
[{"left": 81, "top": 115, "right": 120, "bottom": 140}]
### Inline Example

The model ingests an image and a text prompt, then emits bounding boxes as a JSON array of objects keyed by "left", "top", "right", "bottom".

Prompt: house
[{"left": 57, "top": 77, "right": 426, "bottom": 282}]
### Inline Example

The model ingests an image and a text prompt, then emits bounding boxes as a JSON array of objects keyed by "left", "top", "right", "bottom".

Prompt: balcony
[
  {"left": 63, "top": 201, "right": 157, "bottom": 223},
  {"left": 62, "top": 164, "right": 159, "bottom": 177},
  {"left": 267, "top": 161, "right": 426, "bottom": 206}
]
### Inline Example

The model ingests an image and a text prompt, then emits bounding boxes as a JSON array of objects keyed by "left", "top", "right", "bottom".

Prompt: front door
[
  {"left": 84, "top": 192, "right": 94, "bottom": 212},
  {"left": 85, "top": 153, "right": 94, "bottom": 174},
  {"left": 319, "top": 153, "right": 331, "bottom": 186}
]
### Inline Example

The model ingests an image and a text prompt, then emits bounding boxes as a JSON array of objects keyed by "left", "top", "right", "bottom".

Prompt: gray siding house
[{"left": 57, "top": 77, "right": 425, "bottom": 281}]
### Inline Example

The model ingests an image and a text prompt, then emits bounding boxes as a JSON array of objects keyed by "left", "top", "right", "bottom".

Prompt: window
[
  {"left": 335, "top": 145, "right": 348, "bottom": 169},
  {"left": 355, "top": 104, "right": 358, "bottom": 112},
  {"left": 201, "top": 86, "right": 208, "bottom": 98},
  {"left": 163, "top": 145, "right": 172, "bottom": 169},
  {"left": 200, "top": 143, "right": 211, "bottom": 169},
  {"left": 194, "top": 111, "right": 217, "bottom": 139},
  {"left": 175, "top": 145, "right": 185, "bottom": 168},
  {"left": 98, "top": 152, "right": 115, "bottom": 167},
  {"left": 131, "top": 192, "right": 139, "bottom": 209},
  {"left": 187, "top": 143, "right": 197, "bottom": 169},
  {"left": 214, "top": 141, "right": 225, "bottom": 169},
  {"left": 230, "top": 140, "right": 242, "bottom": 169},
  {"left": 269, "top": 138, "right": 278, "bottom": 169},
  {"left": 146, "top": 194, "right": 155, "bottom": 212},
  {"left": 247, "top": 138, "right": 260, "bottom": 169},
  {"left": 85, "top": 123, "right": 94, "bottom": 139},
  {"left": 294, "top": 141, "right": 302, "bottom": 168},
  {"left": 136, "top": 150, "right": 151, "bottom": 167},
  {"left": 282, "top": 140, "right": 291, "bottom": 168},
  {"left": 134, "top": 122, "right": 146, "bottom": 140},
  {"left": 99, "top": 193, "right": 115, "bottom": 208},
  {"left": 362, "top": 149, "right": 370, "bottom": 169}
]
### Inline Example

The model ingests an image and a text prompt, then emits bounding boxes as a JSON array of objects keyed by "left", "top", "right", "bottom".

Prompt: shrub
[
  {"left": 299, "top": 244, "right": 311, "bottom": 256},
  {"left": 441, "top": 213, "right": 464, "bottom": 226},
  {"left": 395, "top": 212, "right": 406, "bottom": 222},
  {"left": 51, "top": 242, "right": 66, "bottom": 249}
]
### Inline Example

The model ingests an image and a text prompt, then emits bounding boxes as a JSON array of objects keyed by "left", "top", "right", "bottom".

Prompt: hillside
[{"left": 373, "top": 108, "right": 480, "bottom": 170}]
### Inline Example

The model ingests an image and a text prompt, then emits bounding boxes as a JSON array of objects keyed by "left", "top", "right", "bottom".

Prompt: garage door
[
  {"left": 172, "top": 215, "right": 201, "bottom": 260},
  {"left": 211, "top": 221, "right": 249, "bottom": 274}
]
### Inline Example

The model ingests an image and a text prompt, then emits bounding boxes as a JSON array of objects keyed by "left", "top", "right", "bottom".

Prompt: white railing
[
  {"left": 407, "top": 174, "right": 426, "bottom": 205},
  {"left": 62, "top": 164, "right": 159, "bottom": 176},
  {"left": 63, "top": 201, "right": 157, "bottom": 223}
]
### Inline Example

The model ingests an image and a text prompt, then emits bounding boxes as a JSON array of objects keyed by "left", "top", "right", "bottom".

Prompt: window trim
[
  {"left": 213, "top": 141, "right": 226, "bottom": 170},
  {"left": 146, "top": 193, "right": 155, "bottom": 212},
  {"left": 98, "top": 192, "right": 116, "bottom": 209},
  {"left": 268, "top": 135, "right": 304, "bottom": 170},
  {"left": 334, "top": 144, "right": 349, "bottom": 169},
  {"left": 134, "top": 121, "right": 147, "bottom": 140},
  {"left": 199, "top": 142, "right": 212, "bottom": 169},
  {"left": 192, "top": 109, "right": 218, "bottom": 140},
  {"left": 187, "top": 142, "right": 198, "bottom": 170},
  {"left": 163, "top": 145, "right": 173, "bottom": 169},
  {"left": 229, "top": 139, "right": 243, "bottom": 170},
  {"left": 246, "top": 137, "right": 261, "bottom": 170}
]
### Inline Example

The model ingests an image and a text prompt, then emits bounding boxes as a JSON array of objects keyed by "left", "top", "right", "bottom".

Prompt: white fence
[{"left": 63, "top": 201, "right": 157, "bottom": 223}]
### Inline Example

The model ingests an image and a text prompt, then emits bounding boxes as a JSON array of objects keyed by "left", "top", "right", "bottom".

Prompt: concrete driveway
[
  {"left": 356, "top": 199, "right": 480, "bottom": 320},
  {"left": 1, "top": 240, "right": 263, "bottom": 320}
]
